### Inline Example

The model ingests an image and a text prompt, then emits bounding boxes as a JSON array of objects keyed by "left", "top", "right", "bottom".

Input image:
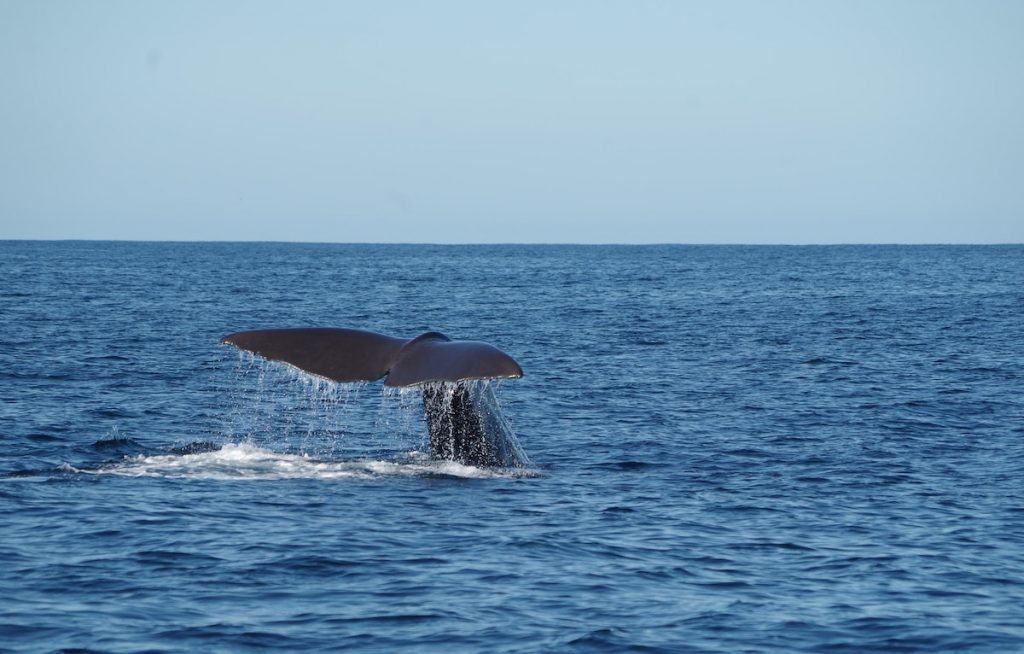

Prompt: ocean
[{"left": 1, "top": 241, "right": 1022, "bottom": 652}]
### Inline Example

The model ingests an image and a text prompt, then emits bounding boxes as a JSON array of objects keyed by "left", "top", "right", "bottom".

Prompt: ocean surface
[{"left": 2, "top": 241, "right": 1023, "bottom": 653}]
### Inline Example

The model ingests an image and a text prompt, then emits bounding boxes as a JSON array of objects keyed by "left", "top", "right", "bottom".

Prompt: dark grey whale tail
[{"left": 220, "top": 328, "right": 527, "bottom": 467}]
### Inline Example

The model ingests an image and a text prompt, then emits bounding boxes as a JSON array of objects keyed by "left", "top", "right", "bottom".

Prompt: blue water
[{"left": 2, "top": 242, "right": 1023, "bottom": 652}]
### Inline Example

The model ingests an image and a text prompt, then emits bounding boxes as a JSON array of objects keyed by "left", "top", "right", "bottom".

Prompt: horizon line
[{"left": 1, "top": 238, "right": 1022, "bottom": 247}]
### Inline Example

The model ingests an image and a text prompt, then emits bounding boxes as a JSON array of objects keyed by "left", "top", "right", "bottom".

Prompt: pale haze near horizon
[{"left": 1, "top": 1, "right": 1021, "bottom": 244}]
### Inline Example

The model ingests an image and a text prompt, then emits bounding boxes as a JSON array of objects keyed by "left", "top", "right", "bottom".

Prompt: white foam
[{"left": 73, "top": 442, "right": 538, "bottom": 481}]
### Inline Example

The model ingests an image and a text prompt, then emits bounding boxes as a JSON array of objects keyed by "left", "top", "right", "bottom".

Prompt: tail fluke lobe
[
  {"left": 385, "top": 333, "right": 523, "bottom": 387},
  {"left": 220, "top": 328, "right": 405, "bottom": 383}
]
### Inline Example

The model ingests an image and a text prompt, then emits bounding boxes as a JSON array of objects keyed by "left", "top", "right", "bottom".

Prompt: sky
[{"left": 1, "top": 1, "right": 1022, "bottom": 244}]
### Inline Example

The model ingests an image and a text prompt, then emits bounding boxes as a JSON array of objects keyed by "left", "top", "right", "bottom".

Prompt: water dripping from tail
[{"left": 420, "top": 380, "right": 529, "bottom": 468}]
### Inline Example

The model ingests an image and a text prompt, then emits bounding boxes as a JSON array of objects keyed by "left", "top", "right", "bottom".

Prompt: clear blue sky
[{"left": 2, "top": 1, "right": 1022, "bottom": 243}]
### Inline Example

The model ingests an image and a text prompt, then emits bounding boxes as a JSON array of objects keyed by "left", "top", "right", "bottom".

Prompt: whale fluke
[
  {"left": 220, "top": 328, "right": 527, "bottom": 467},
  {"left": 220, "top": 328, "right": 523, "bottom": 387},
  {"left": 221, "top": 328, "right": 404, "bottom": 383}
]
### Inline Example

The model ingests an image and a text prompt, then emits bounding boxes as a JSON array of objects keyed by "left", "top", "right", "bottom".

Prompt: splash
[
  {"left": 217, "top": 353, "right": 530, "bottom": 468},
  {"left": 81, "top": 353, "right": 540, "bottom": 482},
  {"left": 218, "top": 352, "right": 391, "bottom": 458},
  {"left": 67, "top": 442, "right": 537, "bottom": 480}
]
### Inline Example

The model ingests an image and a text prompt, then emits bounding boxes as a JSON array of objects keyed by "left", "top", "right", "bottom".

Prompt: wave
[{"left": 62, "top": 442, "right": 539, "bottom": 481}]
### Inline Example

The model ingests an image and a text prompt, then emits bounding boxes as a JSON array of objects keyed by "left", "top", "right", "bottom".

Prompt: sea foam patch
[{"left": 68, "top": 442, "right": 537, "bottom": 481}]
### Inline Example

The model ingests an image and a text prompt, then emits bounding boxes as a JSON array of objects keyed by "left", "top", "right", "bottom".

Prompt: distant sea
[{"left": 2, "top": 241, "right": 1023, "bottom": 652}]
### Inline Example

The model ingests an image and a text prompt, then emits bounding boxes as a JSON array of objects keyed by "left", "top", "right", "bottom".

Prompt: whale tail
[
  {"left": 220, "top": 328, "right": 522, "bottom": 387},
  {"left": 221, "top": 328, "right": 526, "bottom": 467}
]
